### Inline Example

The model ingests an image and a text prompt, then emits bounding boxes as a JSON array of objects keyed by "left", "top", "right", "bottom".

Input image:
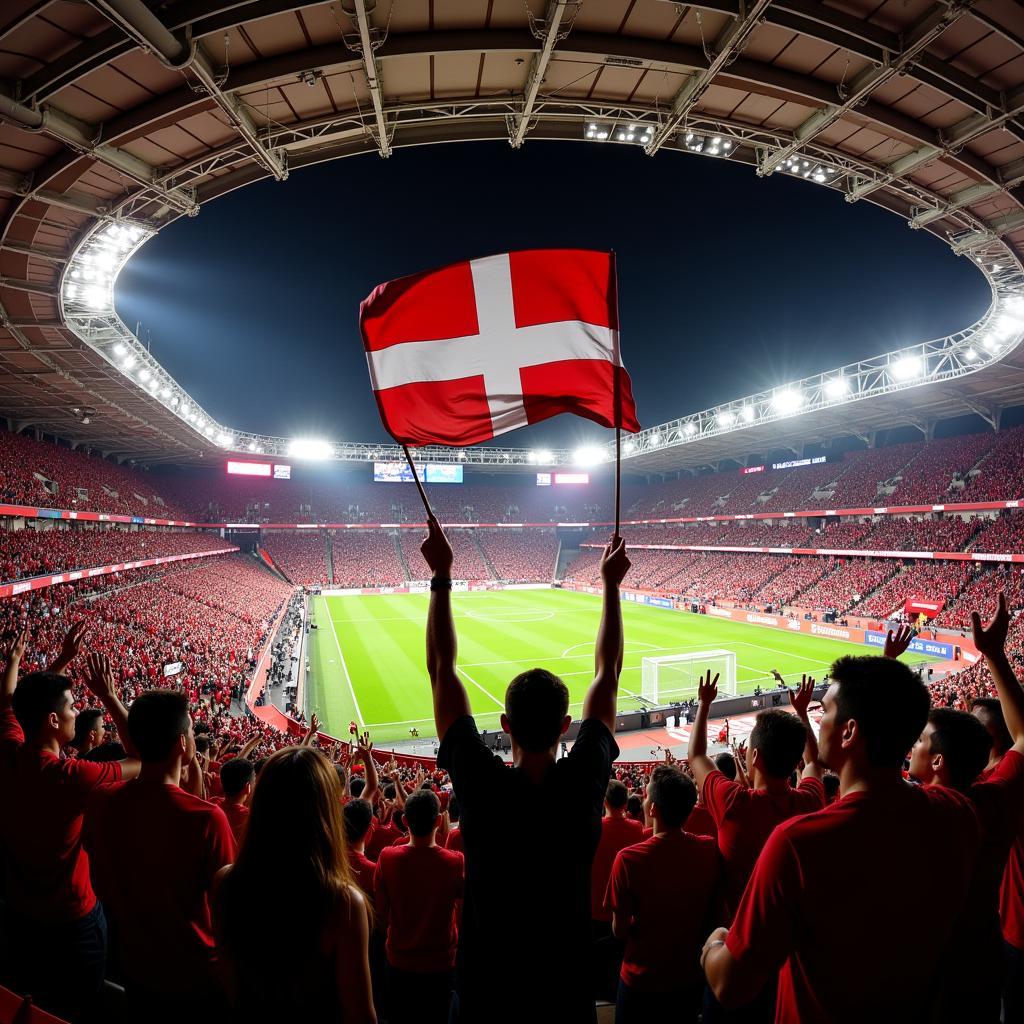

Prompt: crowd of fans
[
  {"left": 260, "top": 532, "right": 330, "bottom": 586},
  {"left": 331, "top": 532, "right": 407, "bottom": 588},
  {"left": 850, "top": 561, "right": 973, "bottom": 619},
  {"left": 0, "top": 527, "right": 232, "bottom": 583}
]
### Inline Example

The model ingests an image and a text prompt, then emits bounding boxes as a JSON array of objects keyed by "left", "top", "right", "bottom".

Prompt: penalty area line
[{"left": 456, "top": 667, "right": 506, "bottom": 711}]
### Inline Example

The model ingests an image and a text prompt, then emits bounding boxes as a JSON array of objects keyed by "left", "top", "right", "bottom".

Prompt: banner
[
  {"left": 905, "top": 596, "right": 944, "bottom": 616},
  {"left": 864, "top": 630, "right": 955, "bottom": 660}
]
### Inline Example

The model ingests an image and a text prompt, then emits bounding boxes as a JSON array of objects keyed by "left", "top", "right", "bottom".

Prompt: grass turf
[{"left": 305, "top": 589, "right": 930, "bottom": 744}]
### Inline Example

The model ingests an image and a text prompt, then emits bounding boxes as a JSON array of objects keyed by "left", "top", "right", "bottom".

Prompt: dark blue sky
[{"left": 115, "top": 141, "right": 991, "bottom": 447}]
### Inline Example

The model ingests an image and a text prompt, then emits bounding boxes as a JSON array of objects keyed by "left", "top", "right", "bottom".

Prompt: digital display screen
[
  {"left": 373, "top": 463, "right": 464, "bottom": 484},
  {"left": 771, "top": 455, "right": 827, "bottom": 471},
  {"left": 538, "top": 472, "right": 591, "bottom": 485},
  {"left": 273, "top": 464, "right": 291, "bottom": 480},
  {"left": 740, "top": 465, "right": 765, "bottom": 475},
  {"left": 227, "top": 461, "right": 271, "bottom": 477}
]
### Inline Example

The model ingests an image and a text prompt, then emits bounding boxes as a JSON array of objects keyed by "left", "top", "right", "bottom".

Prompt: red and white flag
[{"left": 359, "top": 249, "right": 641, "bottom": 446}]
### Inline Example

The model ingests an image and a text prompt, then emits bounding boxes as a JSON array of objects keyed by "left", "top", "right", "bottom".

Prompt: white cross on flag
[{"left": 359, "top": 249, "right": 641, "bottom": 446}]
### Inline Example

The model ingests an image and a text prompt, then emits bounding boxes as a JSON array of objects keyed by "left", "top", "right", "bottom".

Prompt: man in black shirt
[{"left": 422, "top": 517, "right": 630, "bottom": 1023}]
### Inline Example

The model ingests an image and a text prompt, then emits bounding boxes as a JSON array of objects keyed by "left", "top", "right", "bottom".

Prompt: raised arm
[
  {"left": 354, "top": 730, "right": 379, "bottom": 804},
  {"left": 1, "top": 627, "right": 27, "bottom": 711},
  {"left": 883, "top": 624, "right": 914, "bottom": 660},
  {"left": 84, "top": 652, "right": 141, "bottom": 774},
  {"left": 237, "top": 732, "right": 262, "bottom": 761},
  {"left": 687, "top": 672, "right": 719, "bottom": 790},
  {"left": 581, "top": 536, "right": 630, "bottom": 733},
  {"left": 972, "top": 591, "right": 1024, "bottom": 753},
  {"left": 48, "top": 621, "right": 88, "bottom": 677},
  {"left": 301, "top": 712, "right": 320, "bottom": 747},
  {"left": 788, "top": 674, "right": 822, "bottom": 781},
  {"left": 421, "top": 516, "right": 471, "bottom": 741}
]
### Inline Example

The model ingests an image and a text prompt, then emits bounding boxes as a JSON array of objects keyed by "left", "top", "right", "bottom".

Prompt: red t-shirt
[
  {"left": 591, "top": 815, "right": 645, "bottom": 921},
  {"left": 0, "top": 707, "right": 122, "bottom": 923},
  {"left": 1003, "top": 823, "right": 1024, "bottom": 950},
  {"left": 703, "top": 770, "right": 825, "bottom": 916},
  {"left": 445, "top": 825, "right": 464, "bottom": 854},
  {"left": 366, "top": 820, "right": 402, "bottom": 861},
  {"left": 684, "top": 801, "right": 717, "bottom": 839},
  {"left": 347, "top": 846, "right": 376, "bottom": 900},
  {"left": 726, "top": 784, "right": 979, "bottom": 1023},
  {"left": 214, "top": 798, "right": 249, "bottom": 844},
  {"left": 374, "top": 844, "right": 464, "bottom": 973},
  {"left": 85, "top": 781, "right": 235, "bottom": 996},
  {"left": 606, "top": 830, "right": 720, "bottom": 992}
]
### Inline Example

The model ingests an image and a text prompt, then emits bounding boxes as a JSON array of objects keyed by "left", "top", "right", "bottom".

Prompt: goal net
[{"left": 641, "top": 650, "right": 738, "bottom": 704}]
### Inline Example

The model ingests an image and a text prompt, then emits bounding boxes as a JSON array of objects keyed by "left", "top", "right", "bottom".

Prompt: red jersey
[
  {"left": 347, "top": 846, "right": 376, "bottom": 900},
  {"left": 366, "top": 820, "right": 402, "bottom": 861},
  {"left": 445, "top": 825, "right": 464, "bottom": 854},
  {"left": 375, "top": 844, "right": 464, "bottom": 973},
  {"left": 684, "top": 801, "right": 717, "bottom": 839},
  {"left": 591, "top": 815, "right": 645, "bottom": 921},
  {"left": 726, "top": 784, "right": 979, "bottom": 1024},
  {"left": 85, "top": 781, "right": 235, "bottom": 996},
  {"left": 214, "top": 798, "right": 249, "bottom": 844},
  {"left": 606, "top": 830, "right": 720, "bottom": 992},
  {"left": 0, "top": 707, "right": 122, "bottom": 923},
  {"left": 703, "top": 769, "right": 825, "bottom": 916}
]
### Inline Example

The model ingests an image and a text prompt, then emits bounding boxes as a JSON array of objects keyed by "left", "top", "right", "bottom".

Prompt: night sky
[{"left": 115, "top": 141, "right": 991, "bottom": 449}]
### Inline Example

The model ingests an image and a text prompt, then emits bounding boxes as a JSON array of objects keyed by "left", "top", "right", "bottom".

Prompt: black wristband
[{"left": 430, "top": 576, "right": 453, "bottom": 592}]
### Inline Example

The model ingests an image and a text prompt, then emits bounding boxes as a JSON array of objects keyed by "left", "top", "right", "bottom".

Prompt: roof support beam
[
  {"left": 950, "top": 209, "right": 1024, "bottom": 253},
  {"left": 0, "top": 168, "right": 32, "bottom": 196},
  {"left": 86, "top": 0, "right": 287, "bottom": 181},
  {"left": 1, "top": 240, "right": 67, "bottom": 264},
  {"left": 343, "top": 0, "right": 392, "bottom": 157},
  {"left": 760, "top": 1, "right": 968, "bottom": 176},
  {"left": 646, "top": 0, "right": 775, "bottom": 156},
  {"left": 0, "top": 277, "right": 56, "bottom": 297},
  {"left": 846, "top": 144, "right": 940, "bottom": 202},
  {"left": 509, "top": 1, "right": 575, "bottom": 149},
  {"left": 0, "top": 86, "right": 198, "bottom": 216},
  {"left": 909, "top": 156, "right": 1024, "bottom": 228}
]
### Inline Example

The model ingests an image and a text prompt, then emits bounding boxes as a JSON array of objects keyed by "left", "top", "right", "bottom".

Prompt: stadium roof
[{"left": 1, "top": 0, "right": 1024, "bottom": 472}]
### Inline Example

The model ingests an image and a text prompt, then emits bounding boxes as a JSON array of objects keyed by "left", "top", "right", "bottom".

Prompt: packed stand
[
  {"left": 971, "top": 511, "right": 1024, "bottom": 554},
  {"left": 935, "top": 565, "right": 1024, "bottom": 630},
  {"left": 0, "top": 527, "right": 232, "bottom": 582},
  {"left": 260, "top": 531, "right": 329, "bottom": 586},
  {"left": 400, "top": 530, "right": 490, "bottom": 581},
  {"left": 850, "top": 561, "right": 973, "bottom": 619},
  {"left": 961, "top": 424, "right": 1024, "bottom": 501},
  {"left": 474, "top": 529, "right": 558, "bottom": 582},
  {"left": 887, "top": 430, "right": 996, "bottom": 504},
  {"left": 331, "top": 532, "right": 407, "bottom": 587},
  {"left": 0, "top": 429, "right": 184, "bottom": 517},
  {"left": 791, "top": 556, "right": 901, "bottom": 614}
]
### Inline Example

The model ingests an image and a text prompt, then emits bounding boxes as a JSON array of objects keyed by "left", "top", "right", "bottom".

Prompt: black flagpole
[
  {"left": 614, "top": 426, "right": 621, "bottom": 542},
  {"left": 611, "top": 249, "right": 622, "bottom": 542},
  {"left": 401, "top": 444, "right": 435, "bottom": 520}
]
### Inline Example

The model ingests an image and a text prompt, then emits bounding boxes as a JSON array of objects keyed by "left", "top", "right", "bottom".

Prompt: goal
[{"left": 641, "top": 650, "right": 737, "bottom": 704}]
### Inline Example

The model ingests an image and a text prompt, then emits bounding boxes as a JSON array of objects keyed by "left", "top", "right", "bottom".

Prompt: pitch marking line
[
  {"left": 455, "top": 667, "right": 506, "bottom": 711},
  {"left": 325, "top": 600, "right": 365, "bottom": 726}
]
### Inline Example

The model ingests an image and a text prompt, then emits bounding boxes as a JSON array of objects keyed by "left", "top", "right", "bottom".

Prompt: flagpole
[
  {"left": 614, "top": 426, "right": 621, "bottom": 542},
  {"left": 401, "top": 443, "right": 435, "bottom": 520}
]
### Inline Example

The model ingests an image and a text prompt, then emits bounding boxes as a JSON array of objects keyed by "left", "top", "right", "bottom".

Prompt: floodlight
[
  {"left": 84, "top": 286, "right": 106, "bottom": 308},
  {"left": 458, "top": 452, "right": 467, "bottom": 461},
  {"left": 964, "top": 347, "right": 978, "bottom": 361},
  {"left": 66, "top": 285, "right": 78, "bottom": 300},
  {"left": 891, "top": 356, "right": 922, "bottom": 381},
  {"left": 160, "top": 387, "right": 170, "bottom": 397},
  {"left": 741, "top": 405, "right": 755, "bottom": 422},
  {"left": 649, "top": 433, "right": 662, "bottom": 447},
  {"left": 623, "top": 440, "right": 636, "bottom": 454},
  {"left": 684, "top": 422, "right": 697, "bottom": 436},
  {"left": 534, "top": 449, "right": 553, "bottom": 464},
  {"left": 574, "top": 446, "right": 602, "bottom": 467},
  {"left": 203, "top": 424, "right": 213, "bottom": 436},
  {"left": 114, "top": 343, "right": 127, "bottom": 356},
  {"left": 181, "top": 404, "right": 190, "bottom": 416},
  {"left": 147, "top": 379, "right": 158, "bottom": 392},
  {"left": 138, "top": 368, "right": 151, "bottom": 382},
  {"left": 288, "top": 438, "right": 333, "bottom": 460},
  {"left": 170, "top": 396, "right": 179, "bottom": 407},
  {"left": 772, "top": 389, "right": 803, "bottom": 414},
  {"left": 122, "top": 354, "right": 136, "bottom": 369},
  {"left": 217, "top": 433, "right": 232, "bottom": 446},
  {"left": 717, "top": 410, "right": 735, "bottom": 427},
  {"left": 248, "top": 442, "right": 257, "bottom": 452},
  {"left": 983, "top": 335, "right": 999, "bottom": 352},
  {"left": 824, "top": 376, "right": 849, "bottom": 399}
]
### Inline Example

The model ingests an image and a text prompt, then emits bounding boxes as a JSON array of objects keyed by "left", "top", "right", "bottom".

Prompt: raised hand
[
  {"left": 310, "top": 712, "right": 320, "bottom": 734},
  {"left": 84, "top": 652, "right": 117, "bottom": 701},
  {"left": 972, "top": 591, "right": 1010, "bottom": 660},
  {"left": 697, "top": 671, "right": 720, "bottom": 707},
  {"left": 354, "top": 730, "right": 373, "bottom": 760},
  {"left": 49, "top": 620, "right": 88, "bottom": 674},
  {"left": 788, "top": 675, "right": 816, "bottom": 717},
  {"left": 883, "top": 624, "right": 914, "bottom": 660},
  {"left": 5, "top": 627, "right": 27, "bottom": 665},
  {"left": 599, "top": 535, "right": 630, "bottom": 588},
  {"left": 420, "top": 515, "right": 454, "bottom": 575}
]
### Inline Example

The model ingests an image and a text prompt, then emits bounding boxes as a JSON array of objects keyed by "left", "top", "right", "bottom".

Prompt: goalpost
[{"left": 641, "top": 650, "right": 738, "bottom": 705}]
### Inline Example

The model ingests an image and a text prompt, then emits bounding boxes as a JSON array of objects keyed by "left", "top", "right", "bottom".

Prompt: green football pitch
[{"left": 305, "top": 589, "right": 930, "bottom": 744}]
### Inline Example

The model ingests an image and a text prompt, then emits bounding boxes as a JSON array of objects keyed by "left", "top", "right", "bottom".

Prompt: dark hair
[
  {"left": 221, "top": 757, "right": 256, "bottom": 798},
  {"left": 748, "top": 708, "right": 807, "bottom": 778},
  {"left": 448, "top": 795, "right": 460, "bottom": 822},
  {"left": 714, "top": 751, "right": 737, "bottom": 780},
  {"left": 823, "top": 773, "right": 840, "bottom": 801},
  {"left": 127, "top": 690, "right": 190, "bottom": 762},
  {"left": 382, "top": 782, "right": 396, "bottom": 800},
  {"left": 350, "top": 777, "right": 366, "bottom": 799},
  {"left": 404, "top": 789, "right": 441, "bottom": 837},
  {"left": 626, "top": 794, "right": 644, "bottom": 823},
  {"left": 971, "top": 697, "right": 1013, "bottom": 756},
  {"left": 194, "top": 734, "right": 212, "bottom": 754},
  {"left": 605, "top": 779, "right": 629, "bottom": 810},
  {"left": 72, "top": 708, "right": 104, "bottom": 748},
  {"left": 504, "top": 668, "right": 569, "bottom": 752},
  {"left": 12, "top": 671, "right": 73, "bottom": 736},
  {"left": 927, "top": 708, "right": 992, "bottom": 792},
  {"left": 343, "top": 798, "right": 374, "bottom": 845},
  {"left": 648, "top": 764, "right": 697, "bottom": 828},
  {"left": 830, "top": 656, "right": 930, "bottom": 769}
]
